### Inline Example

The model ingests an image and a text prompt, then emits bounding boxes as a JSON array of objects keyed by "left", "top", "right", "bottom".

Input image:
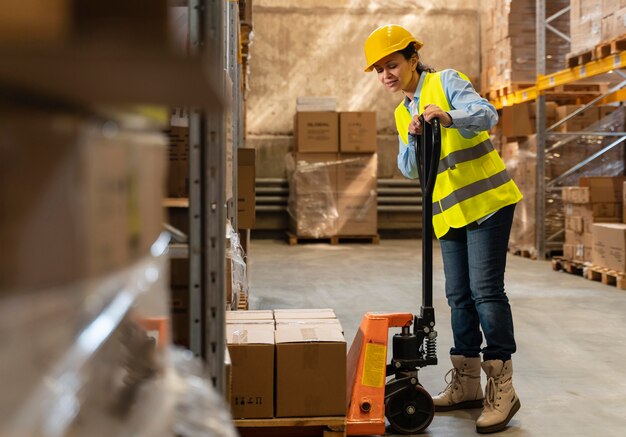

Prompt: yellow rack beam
[{"left": 490, "top": 51, "right": 626, "bottom": 109}]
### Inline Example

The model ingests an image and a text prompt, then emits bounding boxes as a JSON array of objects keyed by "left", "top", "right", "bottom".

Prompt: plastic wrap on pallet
[
  {"left": 226, "top": 221, "right": 248, "bottom": 310},
  {"left": 168, "top": 347, "right": 239, "bottom": 437},
  {"left": 285, "top": 153, "right": 340, "bottom": 238},
  {"left": 0, "top": 235, "right": 237, "bottom": 436},
  {"left": 503, "top": 107, "right": 626, "bottom": 257},
  {"left": 286, "top": 153, "right": 378, "bottom": 238}
]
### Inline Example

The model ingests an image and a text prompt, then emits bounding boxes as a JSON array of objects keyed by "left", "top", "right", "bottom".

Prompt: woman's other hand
[{"left": 423, "top": 104, "right": 452, "bottom": 127}]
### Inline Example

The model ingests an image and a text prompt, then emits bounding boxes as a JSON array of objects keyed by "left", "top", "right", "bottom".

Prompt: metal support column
[
  {"left": 188, "top": 0, "right": 204, "bottom": 360},
  {"left": 205, "top": 0, "right": 227, "bottom": 393},
  {"left": 227, "top": 0, "right": 240, "bottom": 229},
  {"left": 536, "top": 0, "right": 546, "bottom": 259}
]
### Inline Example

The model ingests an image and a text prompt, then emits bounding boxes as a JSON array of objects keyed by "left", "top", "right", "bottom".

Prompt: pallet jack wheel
[{"left": 385, "top": 384, "right": 435, "bottom": 435}]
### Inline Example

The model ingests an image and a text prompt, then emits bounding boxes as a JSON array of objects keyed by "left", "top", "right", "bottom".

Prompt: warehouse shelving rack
[
  {"left": 488, "top": 0, "right": 626, "bottom": 258},
  {"left": 166, "top": 0, "right": 244, "bottom": 394}
]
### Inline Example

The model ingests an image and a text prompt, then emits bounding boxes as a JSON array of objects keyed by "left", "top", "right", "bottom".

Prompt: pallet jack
[{"left": 346, "top": 117, "right": 441, "bottom": 435}]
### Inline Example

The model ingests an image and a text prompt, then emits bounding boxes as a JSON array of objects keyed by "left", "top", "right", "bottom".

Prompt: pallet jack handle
[{"left": 412, "top": 117, "right": 441, "bottom": 339}]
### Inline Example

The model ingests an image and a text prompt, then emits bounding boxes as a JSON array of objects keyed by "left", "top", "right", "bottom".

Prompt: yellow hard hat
[{"left": 363, "top": 24, "right": 423, "bottom": 72}]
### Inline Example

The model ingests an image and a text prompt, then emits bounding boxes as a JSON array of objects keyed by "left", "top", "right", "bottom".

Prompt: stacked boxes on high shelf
[
  {"left": 569, "top": 0, "right": 626, "bottom": 58},
  {"left": 226, "top": 309, "right": 346, "bottom": 420},
  {"left": 480, "top": 0, "right": 569, "bottom": 94},
  {"left": 289, "top": 98, "right": 378, "bottom": 239},
  {"left": 500, "top": 104, "right": 624, "bottom": 258},
  {"left": 562, "top": 177, "right": 625, "bottom": 262}
]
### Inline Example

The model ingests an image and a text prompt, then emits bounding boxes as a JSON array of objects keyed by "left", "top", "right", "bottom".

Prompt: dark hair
[{"left": 399, "top": 42, "right": 436, "bottom": 73}]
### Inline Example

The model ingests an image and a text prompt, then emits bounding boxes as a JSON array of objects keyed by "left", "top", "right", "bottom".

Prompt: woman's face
[{"left": 373, "top": 52, "right": 417, "bottom": 93}]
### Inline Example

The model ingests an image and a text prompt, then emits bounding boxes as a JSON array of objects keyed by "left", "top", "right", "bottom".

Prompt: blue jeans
[{"left": 439, "top": 204, "right": 516, "bottom": 362}]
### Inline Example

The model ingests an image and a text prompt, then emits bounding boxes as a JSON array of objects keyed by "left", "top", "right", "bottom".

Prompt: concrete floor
[{"left": 248, "top": 238, "right": 626, "bottom": 437}]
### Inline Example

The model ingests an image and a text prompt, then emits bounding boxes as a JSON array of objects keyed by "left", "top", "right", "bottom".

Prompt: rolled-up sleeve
[
  {"left": 441, "top": 69, "right": 498, "bottom": 132},
  {"left": 397, "top": 134, "right": 419, "bottom": 179}
]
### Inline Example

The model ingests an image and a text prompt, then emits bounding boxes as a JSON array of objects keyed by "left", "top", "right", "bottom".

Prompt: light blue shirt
[
  {"left": 397, "top": 69, "right": 499, "bottom": 225},
  {"left": 397, "top": 69, "right": 499, "bottom": 180}
]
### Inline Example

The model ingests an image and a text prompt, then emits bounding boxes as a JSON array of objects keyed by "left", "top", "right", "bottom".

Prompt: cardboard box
[
  {"left": 0, "top": 108, "right": 167, "bottom": 292},
  {"left": 562, "top": 187, "right": 590, "bottom": 204},
  {"left": 170, "top": 285, "right": 190, "bottom": 347},
  {"left": 274, "top": 308, "right": 336, "bottom": 319},
  {"left": 501, "top": 103, "right": 534, "bottom": 137},
  {"left": 166, "top": 126, "right": 189, "bottom": 198},
  {"left": 295, "top": 112, "right": 339, "bottom": 153},
  {"left": 337, "top": 153, "right": 377, "bottom": 195},
  {"left": 592, "top": 223, "right": 626, "bottom": 271},
  {"left": 0, "top": 0, "right": 70, "bottom": 46},
  {"left": 339, "top": 112, "right": 377, "bottom": 153},
  {"left": 623, "top": 181, "right": 626, "bottom": 224},
  {"left": 275, "top": 326, "right": 346, "bottom": 417},
  {"left": 556, "top": 106, "right": 599, "bottom": 132},
  {"left": 603, "top": 0, "right": 626, "bottom": 18},
  {"left": 289, "top": 192, "right": 338, "bottom": 238},
  {"left": 226, "top": 310, "right": 274, "bottom": 321},
  {"left": 580, "top": 177, "right": 626, "bottom": 204},
  {"left": 237, "top": 148, "right": 256, "bottom": 229},
  {"left": 275, "top": 319, "right": 343, "bottom": 333},
  {"left": 337, "top": 194, "right": 378, "bottom": 236},
  {"left": 227, "top": 324, "right": 275, "bottom": 419},
  {"left": 563, "top": 243, "right": 591, "bottom": 262},
  {"left": 292, "top": 153, "right": 338, "bottom": 194}
]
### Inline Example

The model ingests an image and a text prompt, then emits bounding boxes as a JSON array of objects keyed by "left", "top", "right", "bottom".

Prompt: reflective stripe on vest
[
  {"left": 432, "top": 169, "right": 512, "bottom": 215},
  {"left": 437, "top": 138, "right": 494, "bottom": 174},
  {"left": 394, "top": 70, "right": 523, "bottom": 238}
]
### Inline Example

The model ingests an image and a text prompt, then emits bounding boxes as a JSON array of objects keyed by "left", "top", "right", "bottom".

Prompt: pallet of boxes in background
[{"left": 288, "top": 104, "right": 379, "bottom": 243}]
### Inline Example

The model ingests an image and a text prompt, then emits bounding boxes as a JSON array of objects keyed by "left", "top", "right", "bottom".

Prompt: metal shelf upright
[{"left": 186, "top": 0, "right": 241, "bottom": 394}]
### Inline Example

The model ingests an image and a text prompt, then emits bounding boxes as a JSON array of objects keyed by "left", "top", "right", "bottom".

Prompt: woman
[{"left": 363, "top": 24, "right": 523, "bottom": 434}]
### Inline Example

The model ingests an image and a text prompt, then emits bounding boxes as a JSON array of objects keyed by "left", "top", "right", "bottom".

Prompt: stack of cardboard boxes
[
  {"left": 226, "top": 309, "right": 346, "bottom": 419},
  {"left": 562, "top": 177, "right": 625, "bottom": 262},
  {"left": 601, "top": 1, "right": 626, "bottom": 43},
  {"left": 501, "top": 105, "right": 625, "bottom": 257},
  {"left": 589, "top": 180, "right": 626, "bottom": 272},
  {"left": 480, "top": 0, "right": 569, "bottom": 93},
  {"left": 289, "top": 109, "right": 378, "bottom": 238},
  {"left": 569, "top": 0, "right": 626, "bottom": 56},
  {"left": 0, "top": 106, "right": 167, "bottom": 292}
]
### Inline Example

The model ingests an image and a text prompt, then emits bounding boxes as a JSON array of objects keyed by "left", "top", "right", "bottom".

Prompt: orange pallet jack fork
[{"left": 346, "top": 118, "right": 441, "bottom": 435}]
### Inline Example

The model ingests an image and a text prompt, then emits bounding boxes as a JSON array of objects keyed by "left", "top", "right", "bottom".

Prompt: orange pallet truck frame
[{"left": 346, "top": 118, "right": 441, "bottom": 435}]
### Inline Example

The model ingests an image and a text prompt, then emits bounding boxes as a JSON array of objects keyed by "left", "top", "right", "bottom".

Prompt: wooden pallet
[
  {"left": 568, "top": 33, "right": 626, "bottom": 68},
  {"left": 551, "top": 256, "right": 586, "bottom": 276},
  {"left": 236, "top": 292, "right": 249, "bottom": 310},
  {"left": 595, "top": 34, "right": 626, "bottom": 60},
  {"left": 287, "top": 232, "right": 380, "bottom": 246},
  {"left": 487, "top": 82, "right": 534, "bottom": 100},
  {"left": 235, "top": 416, "right": 346, "bottom": 437},
  {"left": 511, "top": 249, "right": 537, "bottom": 260},
  {"left": 585, "top": 265, "right": 626, "bottom": 290},
  {"left": 566, "top": 49, "right": 594, "bottom": 68}
]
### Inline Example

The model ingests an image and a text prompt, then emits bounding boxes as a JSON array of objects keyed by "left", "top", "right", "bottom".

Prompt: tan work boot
[
  {"left": 476, "top": 359, "right": 521, "bottom": 434},
  {"left": 432, "top": 355, "right": 483, "bottom": 412}
]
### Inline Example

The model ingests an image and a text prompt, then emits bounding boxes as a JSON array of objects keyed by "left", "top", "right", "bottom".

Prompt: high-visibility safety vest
[{"left": 394, "top": 70, "right": 523, "bottom": 239}]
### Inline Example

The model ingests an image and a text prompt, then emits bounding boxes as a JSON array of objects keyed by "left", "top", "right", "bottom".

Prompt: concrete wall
[{"left": 247, "top": 0, "right": 481, "bottom": 178}]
